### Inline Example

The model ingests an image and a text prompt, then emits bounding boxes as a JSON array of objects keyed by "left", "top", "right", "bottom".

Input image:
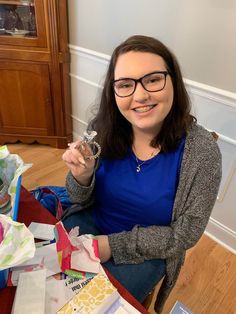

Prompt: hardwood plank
[
  {"left": 149, "top": 235, "right": 236, "bottom": 314},
  {"left": 6, "top": 143, "right": 68, "bottom": 190}
]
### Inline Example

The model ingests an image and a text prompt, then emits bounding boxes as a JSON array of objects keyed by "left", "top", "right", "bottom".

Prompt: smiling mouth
[{"left": 133, "top": 105, "right": 156, "bottom": 113}]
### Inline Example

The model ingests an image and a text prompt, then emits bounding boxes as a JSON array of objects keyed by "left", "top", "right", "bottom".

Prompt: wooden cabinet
[{"left": 0, "top": 0, "right": 72, "bottom": 148}]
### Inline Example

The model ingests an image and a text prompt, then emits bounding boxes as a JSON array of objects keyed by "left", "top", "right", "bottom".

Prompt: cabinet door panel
[
  {"left": 0, "top": 62, "right": 54, "bottom": 136},
  {"left": 0, "top": 0, "right": 47, "bottom": 48}
]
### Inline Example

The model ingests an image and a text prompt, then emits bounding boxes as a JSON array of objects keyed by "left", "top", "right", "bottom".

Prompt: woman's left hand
[{"left": 96, "top": 235, "right": 112, "bottom": 263}]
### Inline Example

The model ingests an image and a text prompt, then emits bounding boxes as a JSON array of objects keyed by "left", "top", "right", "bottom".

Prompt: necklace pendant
[{"left": 136, "top": 165, "right": 141, "bottom": 172}]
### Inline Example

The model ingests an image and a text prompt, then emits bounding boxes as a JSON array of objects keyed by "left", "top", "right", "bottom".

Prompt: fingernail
[{"left": 78, "top": 157, "right": 86, "bottom": 165}]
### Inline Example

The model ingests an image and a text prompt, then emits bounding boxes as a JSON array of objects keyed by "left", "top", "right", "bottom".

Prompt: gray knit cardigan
[{"left": 64, "top": 123, "right": 222, "bottom": 313}]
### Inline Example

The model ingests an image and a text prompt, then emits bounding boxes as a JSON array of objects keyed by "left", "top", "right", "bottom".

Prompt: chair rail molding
[
  {"left": 69, "top": 44, "right": 236, "bottom": 254},
  {"left": 184, "top": 78, "right": 236, "bottom": 109}
]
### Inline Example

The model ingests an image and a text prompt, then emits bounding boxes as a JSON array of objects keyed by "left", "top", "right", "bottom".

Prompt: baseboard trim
[{"left": 205, "top": 218, "right": 236, "bottom": 255}]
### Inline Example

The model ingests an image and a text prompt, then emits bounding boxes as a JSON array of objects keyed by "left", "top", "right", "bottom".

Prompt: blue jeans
[{"left": 62, "top": 207, "right": 166, "bottom": 302}]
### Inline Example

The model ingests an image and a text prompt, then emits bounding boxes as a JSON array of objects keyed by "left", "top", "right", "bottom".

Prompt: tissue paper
[
  {"left": 0, "top": 145, "right": 32, "bottom": 218},
  {"left": 54, "top": 221, "right": 100, "bottom": 274},
  {"left": 0, "top": 214, "right": 35, "bottom": 270}
]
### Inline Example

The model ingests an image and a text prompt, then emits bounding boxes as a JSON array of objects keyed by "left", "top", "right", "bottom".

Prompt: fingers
[
  {"left": 62, "top": 140, "right": 95, "bottom": 170},
  {"left": 62, "top": 140, "right": 96, "bottom": 185},
  {"left": 62, "top": 147, "right": 86, "bottom": 168},
  {"left": 70, "top": 141, "right": 96, "bottom": 163},
  {"left": 74, "top": 142, "right": 94, "bottom": 160}
]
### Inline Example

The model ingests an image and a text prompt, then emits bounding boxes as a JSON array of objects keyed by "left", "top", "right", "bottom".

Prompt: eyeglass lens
[{"left": 114, "top": 72, "right": 167, "bottom": 97}]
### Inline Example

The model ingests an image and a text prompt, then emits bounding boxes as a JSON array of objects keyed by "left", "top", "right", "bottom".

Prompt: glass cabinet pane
[{"left": 0, "top": 1, "right": 37, "bottom": 38}]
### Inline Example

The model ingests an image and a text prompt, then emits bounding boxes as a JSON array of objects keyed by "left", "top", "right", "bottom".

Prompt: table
[{"left": 0, "top": 186, "right": 149, "bottom": 314}]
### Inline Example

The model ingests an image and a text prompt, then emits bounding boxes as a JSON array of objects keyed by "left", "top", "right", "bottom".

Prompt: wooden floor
[
  {"left": 6, "top": 143, "right": 236, "bottom": 314},
  {"left": 7, "top": 142, "right": 68, "bottom": 190}
]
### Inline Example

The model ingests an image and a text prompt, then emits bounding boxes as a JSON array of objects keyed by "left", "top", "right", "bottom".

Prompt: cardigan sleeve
[
  {"left": 65, "top": 159, "right": 100, "bottom": 206},
  {"left": 65, "top": 171, "right": 95, "bottom": 206},
  {"left": 108, "top": 131, "right": 222, "bottom": 264}
]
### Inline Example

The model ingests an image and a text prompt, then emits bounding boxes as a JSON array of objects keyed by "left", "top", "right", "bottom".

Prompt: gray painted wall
[{"left": 68, "top": 0, "right": 236, "bottom": 93}]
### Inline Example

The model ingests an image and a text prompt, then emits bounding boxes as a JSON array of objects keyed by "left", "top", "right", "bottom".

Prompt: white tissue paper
[
  {"left": 0, "top": 214, "right": 35, "bottom": 270},
  {"left": 0, "top": 145, "right": 32, "bottom": 218}
]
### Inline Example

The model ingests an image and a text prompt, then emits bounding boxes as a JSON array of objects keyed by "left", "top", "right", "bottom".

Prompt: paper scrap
[
  {"left": 54, "top": 221, "right": 100, "bottom": 274},
  {"left": 13, "top": 243, "right": 61, "bottom": 278},
  {"left": 12, "top": 268, "right": 47, "bottom": 314},
  {"left": 45, "top": 275, "right": 93, "bottom": 314},
  {"left": 10, "top": 264, "right": 43, "bottom": 286},
  {"left": 45, "top": 277, "right": 70, "bottom": 314},
  {"left": 105, "top": 296, "right": 141, "bottom": 314},
  {"left": 28, "top": 222, "right": 55, "bottom": 240},
  {"left": 71, "top": 240, "right": 101, "bottom": 273},
  {"left": 170, "top": 301, "right": 194, "bottom": 314}
]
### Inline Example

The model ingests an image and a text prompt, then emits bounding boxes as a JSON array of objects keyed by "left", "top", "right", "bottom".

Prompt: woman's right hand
[{"left": 62, "top": 139, "right": 96, "bottom": 186}]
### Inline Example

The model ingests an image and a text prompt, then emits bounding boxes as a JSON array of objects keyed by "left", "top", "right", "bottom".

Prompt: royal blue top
[{"left": 94, "top": 137, "right": 186, "bottom": 234}]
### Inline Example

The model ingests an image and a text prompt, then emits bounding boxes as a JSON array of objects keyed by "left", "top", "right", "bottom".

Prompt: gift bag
[
  {"left": 31, "top": 186, "right": 72, "bottom": 220},
  {"left": 0, "top": 145, "right": 32, "bottom": 218}
]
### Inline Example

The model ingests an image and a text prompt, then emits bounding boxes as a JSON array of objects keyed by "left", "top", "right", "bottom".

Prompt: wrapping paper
[
  {"left": 54, "top": 221, "right": 100, "bottom": 274},
  {"left": 0, "top": 145, "right": 32, "bottom": 217},
  {"left": 0, "top": 214, "right": 35, "bottom": 270}
]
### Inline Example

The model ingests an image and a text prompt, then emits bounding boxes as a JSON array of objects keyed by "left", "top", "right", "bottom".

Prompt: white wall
[
  {"left": 67, "top": 1, "right": 236, "bottom": 253},
  {"left": 68, "top": 0, "right": 236, "bottom": 93}
]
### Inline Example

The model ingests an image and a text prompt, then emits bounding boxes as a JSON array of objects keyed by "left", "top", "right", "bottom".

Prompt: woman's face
[{"left": 114, "top": 51, "right": 174, "bottom": 136}]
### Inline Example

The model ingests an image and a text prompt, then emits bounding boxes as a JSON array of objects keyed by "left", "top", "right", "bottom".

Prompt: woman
[{"left": 62, "top": 35, "right": 222, "bottom": 313}]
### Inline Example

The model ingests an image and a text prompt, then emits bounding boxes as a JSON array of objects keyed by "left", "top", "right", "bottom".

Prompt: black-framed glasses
[{"left": 113, "top": 71, "right": 169, "bottom": 97}]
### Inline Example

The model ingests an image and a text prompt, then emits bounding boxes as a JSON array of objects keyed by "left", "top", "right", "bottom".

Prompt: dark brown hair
[{"left": 89, "top": 35, "right": 196, "bottom": 158}]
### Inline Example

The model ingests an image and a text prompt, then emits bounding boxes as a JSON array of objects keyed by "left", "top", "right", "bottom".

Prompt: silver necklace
[
  {"left": 134, "top": 149, "right": 159, "bottom": 173},
  {"left": 135, "top": 157, "right": 147, "bottom": 172}
]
